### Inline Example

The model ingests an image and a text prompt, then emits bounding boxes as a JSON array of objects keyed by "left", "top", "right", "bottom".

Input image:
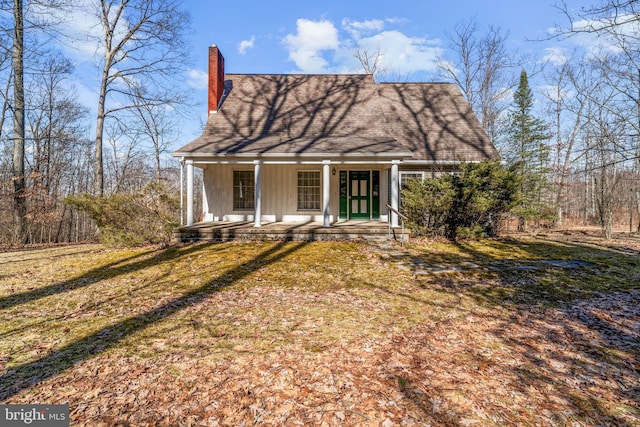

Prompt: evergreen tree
[
  {"left": 506, "top": 70, "right": 550, "bottom": 231},
  {"left": 401, "top": 161, "right": 520, "bottom": 240}
]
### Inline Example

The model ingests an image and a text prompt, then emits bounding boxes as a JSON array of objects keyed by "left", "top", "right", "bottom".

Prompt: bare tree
[
  {"left": 127, "top": 83, "right": 180, "bottom": 184},
  {"left": 576, "top": 56, "right": 627, "bottom": 238},
  {"left": 542, "top": 56, "right": 588, "bottom": 226},
  {"left": 89, "top": 0, "right": 191, "bottom": 196},
  {"left": 555, "top": 0, "right": 640, "bottom": 40},
  {"left": 26, "top": 53, "right": 89, "bottom": 243},
  {"left": 1, "top": 0, "right": 73, "bottom": 243},
  {"left": 11, "top": 0, "right": 27, "bottom": 243},
  {"left": 0, "top": 15, "right": 12, "bottom": 144},
  {"left": 553, "top": 0, "right": 640, "bottom": 233},
  {"left": 437, "top": 19, "right": 517, "bottom": 143},
  {"left": 354, "top": 46, "right": 390, "bottom": 80}
]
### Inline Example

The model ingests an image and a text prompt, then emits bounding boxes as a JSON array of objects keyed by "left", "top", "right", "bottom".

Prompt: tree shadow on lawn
[
  {"left": 0, "top": 246, "right": 102, "bottom": 268},
  {"left": 0, "top": 240, "right": 308, "bottom": 401},
  {"left": 396, "top": 238, "right": 640, "bottom": 425},
  {"left": 0, "top": 243, "right": 215, "bottom": 310},
  {"left": 448, "top": 237, "right": 639, "bottom": 304}
]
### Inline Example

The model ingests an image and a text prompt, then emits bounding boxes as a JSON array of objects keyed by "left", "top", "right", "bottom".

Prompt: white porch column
[
  {"left": 322, "top": 160, "right": 331, "bottom": 227},
  {"left": 179, "top": 158, "right": 184, "bottom": 225},
  {"left": 186, "top": 159, "right": 194, "bottom": 226},
  {"left": 254, "top": 160, "right": 262, "bottom": 227},
  {"left": 391, "top": 160, "right": 400, "bottom": 228}
]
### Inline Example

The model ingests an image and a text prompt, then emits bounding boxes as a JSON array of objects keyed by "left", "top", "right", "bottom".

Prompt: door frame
[
  {"left": 338, "top": 170, "right": 380, "bottom": 220},
  {"left": 349, "top": 170, "right": 370, "bottom": 219}
]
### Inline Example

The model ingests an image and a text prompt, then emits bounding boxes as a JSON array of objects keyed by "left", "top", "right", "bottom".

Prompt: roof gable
[{"left": 175, "top": 74, "right": 499, "bottom": 162}]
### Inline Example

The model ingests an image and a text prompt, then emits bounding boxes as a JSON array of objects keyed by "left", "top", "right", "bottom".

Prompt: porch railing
[{"left": 386, "top": 204, "right": 408, "bottom": 247}]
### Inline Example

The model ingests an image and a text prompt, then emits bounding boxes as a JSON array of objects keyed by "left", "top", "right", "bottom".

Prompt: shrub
[
  {"left": 401, "top": 177, "right": 453, "bottom": 236},
  {"left": 65, "top": 183, "right": 180, "bottom": 246},
  {"left": 401, "top": 161, "right": 520, "bottom": 240}
]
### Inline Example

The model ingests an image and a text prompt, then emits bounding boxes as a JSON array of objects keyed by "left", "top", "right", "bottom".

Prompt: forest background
[{"left": 1, "top": 0, "right": 639, "bottom": 245}]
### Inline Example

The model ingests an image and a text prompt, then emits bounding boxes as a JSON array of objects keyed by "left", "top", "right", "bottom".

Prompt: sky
[
  {"left": 176, "top": 0, "right": 586, "bottom": 139},
  {"left": 183, "top": 0, "right": 579, "bottom": 76},
  {"left": 53, "top": 0, "right": 593, "bottom": 149}
]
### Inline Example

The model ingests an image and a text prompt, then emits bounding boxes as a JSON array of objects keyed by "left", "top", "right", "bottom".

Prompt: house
[{"left": 173, "top": 45, "right": 499, "bottom": 229}]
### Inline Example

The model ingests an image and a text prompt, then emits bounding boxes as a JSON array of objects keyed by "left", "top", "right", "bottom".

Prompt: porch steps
[{"left": 173, "top": 221, "right": 410, "bottom": 243}]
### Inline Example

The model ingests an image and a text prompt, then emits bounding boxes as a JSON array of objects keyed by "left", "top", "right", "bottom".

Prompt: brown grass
[{"left": 1, "top": 234, "right": 639, "bottom": 426}]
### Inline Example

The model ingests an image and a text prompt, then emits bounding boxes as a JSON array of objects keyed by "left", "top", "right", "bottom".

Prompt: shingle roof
[{"left": 174, "top": 74, "right": 499, "bottom": 162}]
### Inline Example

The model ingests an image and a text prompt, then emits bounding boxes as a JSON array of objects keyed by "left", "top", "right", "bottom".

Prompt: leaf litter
[{"left": 0, "top": 234, "right": 639, "bottom": 426}]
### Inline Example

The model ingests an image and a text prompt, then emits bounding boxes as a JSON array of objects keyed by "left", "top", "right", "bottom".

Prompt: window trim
[
  {"left": 233, "top": 170, "right": 255, "bottom": 211},
  {"left": 297, "top": 170, "right": 321, "bottom": 211},
  {"left": 400, "top": 171, "right": 425, "bottom": 189}
]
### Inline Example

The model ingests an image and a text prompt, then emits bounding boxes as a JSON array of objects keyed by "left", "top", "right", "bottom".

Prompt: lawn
[{"left": 0, "top": 233, "right": 639, "bottom": 426}]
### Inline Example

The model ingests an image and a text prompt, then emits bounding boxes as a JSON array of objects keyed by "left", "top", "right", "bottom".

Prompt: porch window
[
  {"left": 397, "top": 171, "right": 425, "bottom": 209},
  {"left": 233, "top": 170, "right": 255, "bottom": 210},
  {"left": 297, "top": 171, "right": 321, "bottom": 210},
  {"left": 400, "top": 171, "right": 424, "bottom": 188}
]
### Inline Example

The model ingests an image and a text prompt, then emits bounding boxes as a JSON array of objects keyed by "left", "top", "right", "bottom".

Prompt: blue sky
[
  {"left": 180, "top": 0, "right": 584, "bottom": 129},
  {"left": 184, "top": 0, "right": 575, "bottom": 77},
  {"left": 54, "top": 0, "right": 591, "bottom": 148}
]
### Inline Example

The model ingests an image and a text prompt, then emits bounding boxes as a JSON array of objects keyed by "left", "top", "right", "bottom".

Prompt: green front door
[{"left": 349, "top": 171, "right": 370, "bottom": 219}]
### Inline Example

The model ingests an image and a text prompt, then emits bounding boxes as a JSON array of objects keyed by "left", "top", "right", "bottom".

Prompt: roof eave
[{"left": 172, "top": 151, "right": 414, "bottom": 159}]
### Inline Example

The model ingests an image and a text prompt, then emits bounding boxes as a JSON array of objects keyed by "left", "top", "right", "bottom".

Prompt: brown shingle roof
[{"left": 174, "top": 74, "right": 499, "bottom": 162}]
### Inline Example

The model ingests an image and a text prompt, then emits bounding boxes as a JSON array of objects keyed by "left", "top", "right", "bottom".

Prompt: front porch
[{"left": 173, "top": 220, "right": 410, "bottom": 243}]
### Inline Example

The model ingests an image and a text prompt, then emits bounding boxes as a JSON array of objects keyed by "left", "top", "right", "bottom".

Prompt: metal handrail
[{"left": 386, "top": 204, "right": 408, "bottom": 247}]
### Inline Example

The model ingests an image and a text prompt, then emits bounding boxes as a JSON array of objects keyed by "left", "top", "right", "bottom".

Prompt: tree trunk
[
  {"left": 636, "top": 189, "right": 640, "bottom": 232},
  {"left": 12, "top": 0, "right": 27, "bottom": 244},
  {"left": 517, "top": 217, "right": 526, "bottom": 232},
  {"left": 95, "top": 5, "right": 114, "bottom": 197},
  {"left": 95, "top": 83, "right": 107, "bottom": 196}
]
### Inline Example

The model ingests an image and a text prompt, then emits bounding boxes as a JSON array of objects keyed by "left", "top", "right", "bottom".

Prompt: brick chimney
[{"left": 208, "top": 45, "right": 225, "bottom": 114}]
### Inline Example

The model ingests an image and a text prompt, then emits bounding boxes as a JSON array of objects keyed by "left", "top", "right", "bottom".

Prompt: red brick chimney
[{"left": 208, "top": 45, "right": 225, "bottom": 114}]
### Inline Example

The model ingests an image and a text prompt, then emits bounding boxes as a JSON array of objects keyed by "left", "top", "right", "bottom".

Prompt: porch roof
[{"left": 174, "top": 136, "right": 413, "bottom": 160}]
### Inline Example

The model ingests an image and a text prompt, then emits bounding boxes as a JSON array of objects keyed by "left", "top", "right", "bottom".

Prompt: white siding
[
  {"left": 201, "top": 163, "right": 415, "bottom": 223},
  {"left": 203, "top": 164, "right": 337, "bottom": 222}
]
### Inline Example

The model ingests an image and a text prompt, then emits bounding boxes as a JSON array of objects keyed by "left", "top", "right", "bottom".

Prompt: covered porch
[
  {"left": 173, "top": 220, "right": 409, "bottom": 243},
  {"left": 178, "top": 158, "right": 406, "bottom": 229}
]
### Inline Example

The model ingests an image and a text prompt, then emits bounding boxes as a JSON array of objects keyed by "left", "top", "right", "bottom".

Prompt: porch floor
[{"left": 173, "top": 220, "right": 410, "bottom": 243}]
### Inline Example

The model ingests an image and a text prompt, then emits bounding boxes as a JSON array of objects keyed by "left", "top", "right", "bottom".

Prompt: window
[
  {"left": 233, "top": 171, "right": 255, "bottom": 210},
  {"left": 400, "top": 172, "right": 424, "bottom": 189},
  {"left": 297, "top": 171, "right": 321, "bottom": 210},
  {"left": 397, "top": 171, "right": 425, "bottom": 209}
]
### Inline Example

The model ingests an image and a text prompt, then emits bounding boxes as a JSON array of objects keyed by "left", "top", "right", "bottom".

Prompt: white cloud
[
  {"left": 543, "top": 47, "right": 569, "bottom": 66},
  {"left": 55, "top": 7, "right": 102, "bottom": 61},
  {"left": 342, "top": 18, "right": 385, "bottom": 39},
  {"left": 238, "top": 36, "right": 256, "bottom": 55},
  {"left": 283, "top": 19, "right": 339, "bottom": 73},
  {"left": 357, "top": 30, "right": 442, "bottom": 75},
  {"left": 538, "top": 83, "right": 574, "bottom": 102},
  {"left": 186, "top": 68, "right": 208, "bottom": 90},
  {"left": 549, "top": 14, "right": 640, "bottom": 57},
  {"left": 282, "top": 16, "right": 442, "bottom": 78},
  {"left": 384, "top": 17, "right": 409, "bottom": 25},
  {"left": 53, "top": 0, "right": 138, "bottom": 64}
]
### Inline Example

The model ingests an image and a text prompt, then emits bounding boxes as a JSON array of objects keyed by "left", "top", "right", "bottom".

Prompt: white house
[{"left": 173, "top": 45, "right": 499, "bottom": 228}]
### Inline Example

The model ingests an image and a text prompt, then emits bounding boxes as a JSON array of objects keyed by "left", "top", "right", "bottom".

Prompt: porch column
[
  {"left": 179, "top": 158, "right": 184, "bottom": 225},
  {"left": 186, "top": 159, "right": 194, "bottom": 226},
  {"left": 391, "top": 160, "right": 399, "bottom": 227},
  {"left": 254, "top": 160, "right": 262, "bottom": 227},
  {"left": 322, "top": 160, "right": 331, "bottom": 227}
]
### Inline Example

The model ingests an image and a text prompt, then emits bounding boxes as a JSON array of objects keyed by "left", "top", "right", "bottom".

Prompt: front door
[{"left": 349, "top": 171, "right": 370, "bottom": 219}]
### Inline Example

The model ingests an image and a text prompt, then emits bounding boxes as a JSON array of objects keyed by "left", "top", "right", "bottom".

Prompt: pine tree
[{"left": 506, "top": 70, "right": 550, "bottom": 231}]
